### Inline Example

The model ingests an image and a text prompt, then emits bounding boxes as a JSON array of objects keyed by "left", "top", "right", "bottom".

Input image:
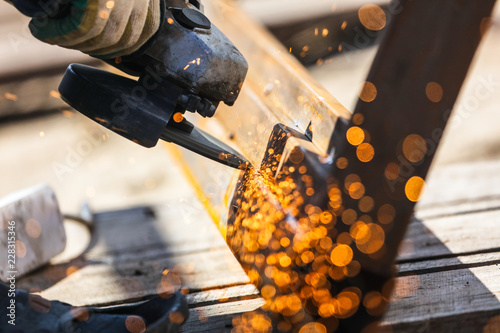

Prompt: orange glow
[
  {"left": 356, "top": 143, "right": 375, "bottom": 162},
  {"left": 405, "top": 176, "right": 426, "bottom": 202},
  {"left": 336, "top": 157, "right": 348, "bottom": 169},
  {"left": 359, "top": 81, "right": 377, "bottom": 102},
  {"left": 25, "top": 218, "right": 42, "bottom": 238},
  {"left": 61, "top": 110, "right": 75, "bottom": 118},
  {"left": 377, "top": 204, "right": 396, "bottom": 224},
  {"left": 330, "top": 244, "right": 353, "bottom": 267},
  {"left": 299, "top": 322, "right": 327, "bottom": 333},
  {"left": 342, "top": 209, "right": 357, "bottom": 225},
  {"left": 280, "top": 255, "right": 292, "bottom": 267},
  {"left": 385, "top": 162, "right": 399, "bottom": 180},
  {"left": 350, "top": 222, "right": 371, "bottom": 244},
  {"left": 4, "top": 92, "right": 18, "bottom": 101},
  {"left": 158, "top": 272, "right": 182, "bottom": 295},
  {"left": 15, "top": 240, "right": 27, "bottom": 258},
  {"left": 261, "top": 285, "right": 276, "bottom": 299},
  {"left": 335, "top": 290, "right": 360, "bottom": 318},
  {"left": 280, "top": 237, "right": 290, "bottom": 247},
  {"left": 363, "top": 291, "right": 386, "bottom": 316},
  {"left": 352, "top": 113, "right": 364, "bottom": 125},
  {"left": 346, "top": 126, "right": 365, "bottom": 146},
  {"left": 341, "top": 21, "right": 348, "bottom": 30},
  {"left": 358, "top": 4, "right": 386, "bottom": 31},
  {"left": 348, "top": 182, "right": 365, "bottom": 199},
  {"left": 173, "top": 112, "right": 184, "bottom": 123},
  {"left": 275, "top": 294, "right": 302, "bottom": 316},
  {"left": 320, "top": 237, "right": 333, "bottom": 250},
  {"left": 225, "top": 154, "right": 391, "bottom": 326},
  {"left": 106, "top": 1, "right": 114, "bottom": 9},
  {"left": 358, "top": 196, "right": 374, "bottom": 213},
  {"left": 344, "top": 174, "right": 361, "bottom": 189},
  {"left": 301, "top": 251, "right": 315, "bottom": 264},
  {"left": 329, "top": 266, "right": 346, "bottom": 281},
  {"left": 337, "top": 232, "right": 352, "bottom": 246},
  {"left": 355, "top": 223, "right": 385, "bottom": 254},
  {"left": 319, "top": 211, "right": 333, "bottom": 224},
  {"left": 426, "top": 82, "right": 443, "bottom": 102},
  {"left": 125, "top": 315, "right": 146, "bottom": 333},
  {"left": 403, "top": 134, "right": 427, "bottom": 162},
  {"left": 343, "top": 260, "right": 361, "bottom": 277},
  {"left": 99, "top": 10, "right": 110, "bottom": 19},
  {"left": 394, "top": 275, "right": 420, "bottom": 298},
  {"left": 318, "top": 303, "right": 336, "bottom": 318},
  {"left": 49, "top": 90, "right": 61, "bottom": 99},
  {"left": 169, "top": 312, "right": 185, "bottom": 325},
  {"left": 66, "top": 266, "right": 79, "bottom": 276}
]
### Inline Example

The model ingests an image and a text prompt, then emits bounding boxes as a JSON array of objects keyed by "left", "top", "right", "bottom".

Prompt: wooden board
[{"left": 14, "top": 173, "right": 500, "bottom": 331}]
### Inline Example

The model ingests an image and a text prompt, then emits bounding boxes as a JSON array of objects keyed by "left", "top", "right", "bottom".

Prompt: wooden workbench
[{"left": 1, "top": 1, "right": 500, "bottom": 331}]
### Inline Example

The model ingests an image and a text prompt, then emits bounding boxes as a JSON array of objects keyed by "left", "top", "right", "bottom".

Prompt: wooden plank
[
  {"left": 400, "top": 209, "right": 500, "bottom": 262},
  {"left": 181, "top": 299, "right": 265, "bottom": 333},
  {"left": 16, "top": 199, "right": 500, "bottom": 318},
  {"left": 180, "top": 247, "right": 500, "bottom": 332},
  {"left": 186, "top": 285, "right": 259, "bottom": 307},
  {"left": 382, "top": 264, "right": 500, "bottom": 331},
  {"left": 34, "top": 248, "right": 250, "bottom": 306},
  {"left": 416, "top": 160, "right": 500, "bottom": 220},
  {"left": 167, "top": 258, "right": 500, "bottom": 333},
  {"left": 398, "top": 252, "right": 500, "bottom": 276},
  {"left": 83, "top": 207, "right": 228, "bottom": 259},
  {"left": 18, "top": 206, "right": 250, "bottom": 306}
]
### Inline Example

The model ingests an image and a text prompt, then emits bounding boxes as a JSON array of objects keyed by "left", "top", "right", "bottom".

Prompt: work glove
[{"left": 12, "top": 0, "right": 162, "bottom": 59}]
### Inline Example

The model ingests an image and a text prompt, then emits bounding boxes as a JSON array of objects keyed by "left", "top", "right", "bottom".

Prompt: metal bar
[
  {"left": 328, "top": 0, "right": 498, "bottom": 275},
  {"left": 223, "top": 0, "right": 497, "bottom": 331}
]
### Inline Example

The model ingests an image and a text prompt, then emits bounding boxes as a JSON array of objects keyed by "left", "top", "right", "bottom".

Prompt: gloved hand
[{"left": 10, "top": 0, "right": 162, "bottom": 59}]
